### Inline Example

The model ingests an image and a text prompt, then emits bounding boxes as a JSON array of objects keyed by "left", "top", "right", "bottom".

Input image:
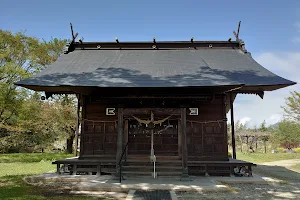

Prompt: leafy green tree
[
  {"left": 2, "top": 93, "right": 77, "bottom": 153},
  {"left": 0, "top": 30, "right": 66, "bottom": 124},
  {"left": 50, "top": 94, "right": 77, "bottom": 153},
  {"left": 235, "top": 120, "right": 247, "bottom": 132},
  {"left": 272, "top": 120, "right": 300, "bottom": 149},
  {"left": 0, "top": 29, "right": 68, "bottom": 153},
  {"left": 282, "top": 91, "right": 300, "bottom": 122},
  {"left": 259, "top": 120, "right": 268, "bottom": 132}
]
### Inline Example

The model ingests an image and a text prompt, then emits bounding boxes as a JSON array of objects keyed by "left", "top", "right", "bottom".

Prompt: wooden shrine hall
[{"left": 16, "top": 24, "right": 296, "bottom": 180}]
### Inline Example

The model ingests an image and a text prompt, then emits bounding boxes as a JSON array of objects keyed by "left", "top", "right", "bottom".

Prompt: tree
[
  {"left": 235, "top": 120, "right": 248, "bottom": 132},
  {"left": 0, "top": 29, "right": 68, "bottom": 153},
  {"left": 0, "top": 30, "right": 66, "bottom": 124},
  {"left": 272, "top": 120, "right": 300, "bottom": 149},
  {"left": 1, "top": 93, "right": 77, "bottom": 153},
  {"left": 282, "top": 91, "right": 300, "bottom": 122},
  {"left": 259, "top": 120, "right": 268, "bottom": 132},
  {"left": 51, "top": 94, "right": 77, "bottom": 154},
  {"left": 234, "top": 120, "right": 271, "bottom": 153},
  {"left": 258, "top": 120, "right": 269, "bottom": 153},
  {"left": 234, "top": 120, "right": 247, "bottom": 152}
]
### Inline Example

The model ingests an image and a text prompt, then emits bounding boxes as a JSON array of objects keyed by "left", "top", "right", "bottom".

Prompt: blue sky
[{"left": 1, "top": 0, "right": 300, "bottom": 127}]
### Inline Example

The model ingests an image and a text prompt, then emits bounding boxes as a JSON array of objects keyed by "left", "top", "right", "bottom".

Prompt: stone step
[
  {"left": 123, "top": 165, "right": 182, "bottom": 169},
  {"left": 122, "top": 171, "right": 182, "bottom": 176}
]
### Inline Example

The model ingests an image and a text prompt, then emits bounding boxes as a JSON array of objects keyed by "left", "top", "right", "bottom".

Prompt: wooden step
[
  {"left": 125, "top": 159, "right": 182, "bottom": 164},
  {"left": 53, "top": 160, "right": 116, "bottom": 165},
  {"left": 127, "top": 155, "right": 180, "bottom": 160},
  {"left": 79, "top": 156, "right": 116, "bottom": 160}
]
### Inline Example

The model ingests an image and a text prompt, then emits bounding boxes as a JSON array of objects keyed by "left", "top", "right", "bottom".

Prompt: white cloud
[
  {"left": 239, "top": 117, "right": 252, "bottom": 125},
  {"left": 255, "top": 52, "right": 300, "bottom": 79},
  {"left": 265, "top": 114, "right": 282, "bottom": 126},
  {"left": 229, "top": 51, "right": 300, "bottom": 127}
]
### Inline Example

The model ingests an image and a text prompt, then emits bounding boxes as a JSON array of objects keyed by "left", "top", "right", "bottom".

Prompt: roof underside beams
[
  {"left": 19, "top": 85, "right": 245, "bottom": 96},
  {"left": 17, "top": 83, "right": 292, "bottom": 96}
]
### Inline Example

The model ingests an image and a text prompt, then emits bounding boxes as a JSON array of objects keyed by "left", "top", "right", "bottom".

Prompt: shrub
[
  {"left": 276, "top": 147, "right": 286, "bottom": 153},
  {"left": 294, "top": 148, "right": 300, "bottom": 153}
]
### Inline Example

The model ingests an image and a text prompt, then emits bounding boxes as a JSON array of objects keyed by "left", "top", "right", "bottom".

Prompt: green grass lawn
[
  {"left": 0, "top": 162, "right": 55, "bottom": 177},
  {"left": 0, "top": 153, "right": 115, "bottom": 200},
  {"left": 291, "top": 163, "right": 300, "bottom": 173},
  {"left": 236, "top": 152, "right": 300, "bottom": 164},
  {"left": 0, "top": 153, "right": 73, "bottom": 163}
]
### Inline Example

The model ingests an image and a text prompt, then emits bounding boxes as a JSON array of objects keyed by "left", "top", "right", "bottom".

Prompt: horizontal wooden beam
[{"left": 123, "top": 108, "right": 181, "bottom": 116}]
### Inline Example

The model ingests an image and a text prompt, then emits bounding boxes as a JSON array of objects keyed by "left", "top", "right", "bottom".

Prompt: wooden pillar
[
  {"left": 56, "top": 164, "right": 60, "bottom": 174},
  {"left": 180, "top": 107, "right": 189, "bottom": 180},
  {"left": 230, "top": 92, "right": 237, "bottom": 159},
  {"left": 124, "top": 120, "right": 129, "bottom": 158},
  {"left": 79, "top": 95, "right": 86, "bottom": 157},
  {"left": 222, "top": 94, "right": 229, "bottom": 160},
  {"left": 178, "top": 119, "right": 182, "bottom": 158},
  {"left": 74, "top": 94, "right": 81, "bottom": 157},
  {"left": 116, "top": 108, "right": 124, "bottom": 171},
  {"left": 73, "top": 164, "right": 77, "bottom": 175}
]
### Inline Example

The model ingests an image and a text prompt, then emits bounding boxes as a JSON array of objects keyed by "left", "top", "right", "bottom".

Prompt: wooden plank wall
[
  {"left": 186, "top": 95, "right": 228, "bottom": 161},
  {"left": 81, "top": 99, "right": 118, "bottom": 157},
  {"left": 81, "top": 94, "right": 228, "bottom": 160}
]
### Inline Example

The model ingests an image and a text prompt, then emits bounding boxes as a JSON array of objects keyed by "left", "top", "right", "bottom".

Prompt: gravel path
[
  {"left": 177, "top": 183, "right": 300, "bottom": 200},
  {"left": 177, "top": 159, "right": 300, "bottom": 200}
]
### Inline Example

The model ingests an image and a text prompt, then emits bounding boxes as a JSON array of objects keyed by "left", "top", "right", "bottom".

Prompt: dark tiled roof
[{"left": 15, "top": 41, "right": 296, "bottom": 91}]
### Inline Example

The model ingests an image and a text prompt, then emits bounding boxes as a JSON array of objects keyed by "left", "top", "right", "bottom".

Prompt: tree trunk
[
  {"left": 66, "top": 134, "right": 75, "bottom": 154},
  {"left": 264, "top": 140, "right": 267, "bottom": 154},
  {"left": 74, "top": 95, "right": 80, "bottom": 156}
]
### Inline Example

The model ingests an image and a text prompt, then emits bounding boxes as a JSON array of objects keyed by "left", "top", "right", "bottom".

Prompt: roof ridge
[{"left": 63, "top": 40, "right": 243, "bottom": 54}]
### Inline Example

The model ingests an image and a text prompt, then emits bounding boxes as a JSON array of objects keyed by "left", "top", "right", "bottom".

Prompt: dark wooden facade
[{"left": 79, "top": 91, "right": 228, "bottom": 163}]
